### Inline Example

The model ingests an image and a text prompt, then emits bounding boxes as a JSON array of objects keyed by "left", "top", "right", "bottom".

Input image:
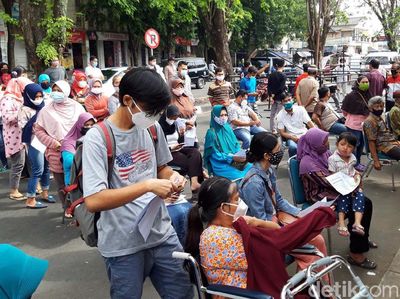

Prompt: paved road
[{"left": 1, "top": 85, "right": 400, "bottom": 298}]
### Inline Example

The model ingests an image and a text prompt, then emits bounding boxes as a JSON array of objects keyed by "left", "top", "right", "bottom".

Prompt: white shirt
[
  {"left": 85, "top": 65, "right": 104, "bottom": 80},
  {"left": 276, "top": 105, "right": 311, "bottom": 137}
]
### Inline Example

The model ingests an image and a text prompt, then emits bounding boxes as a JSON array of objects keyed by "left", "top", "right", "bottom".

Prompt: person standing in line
[
  {"left": 239, "top": 66, "right": 258, "bottom": 111},
  {"left": 208, "top": 67, "right": 234, "bottom": 107},
  {"left": 147, "top": 56, "right": 166, "bottom": 82},
  {"left": 296, "top": 65, "right": 319, "bottom": 118},
  {"left": 294, "top": 63, "right": 309, "bottom": 97},
  {"left": 108, "top": 75, "right": 123, "bottom": 115},
  {"left": 164, "top": 57, "right": 176, "bottom": 82},
  {"left": 44, "top": 57, "right": 67, "bottom": 84},
  {"left": 365, "top": 59, "right": 386, "bottom": 97},
  {"left": 85, "top": 56, "right": 104, "bottom": 81},
  {"left": 386, "top": 62, "right": 400, "bottom": 112},
  {"left": 172, "top": 61, "right": 194, "bottom": 102},
  {"left": 268, "top": 59, "right": 287, "bottom": 133}
]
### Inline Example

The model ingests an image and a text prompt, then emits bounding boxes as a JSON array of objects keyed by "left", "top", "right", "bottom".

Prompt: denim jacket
[{"left": 239, "top": 162, "right": 300, "bottom": 221}]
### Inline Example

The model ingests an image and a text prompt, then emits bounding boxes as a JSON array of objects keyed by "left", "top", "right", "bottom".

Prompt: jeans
[
  {"left": 234, "top": 126, "right": 267, "bottom": 149},
  {"left": 104, "top": 234, "right": 193, "bottom": 299},
  {"left": 346, "top": 128, "right": 364, "bottom": 165},
  {"left": 0, "top": 125, "right": 8, "bottom": 168},
  {"left": 8, "top": 149, "right": 25, "bottom": 190},
  {"left": 167, "top": 202, "right": 193, "bottom": 246},
  {"left": 328, "top": 122, "right": 347, "bottom": 135},
  {"left": 27, "top": 145, "right": 50, "bottom": 198},
  {"left": 270, "top": 101, "right": 283, "bottom": 132},
  {"left": 286, "top": 139, "right": 298, "bottom": 157}
]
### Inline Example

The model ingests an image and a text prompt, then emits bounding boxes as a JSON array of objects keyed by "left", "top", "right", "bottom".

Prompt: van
[
  {"left": 361, "top": 51, "right": 400, "bottom": 74},
  {"left": 176, "top": 57, "right": 210, "bottom": 89}
]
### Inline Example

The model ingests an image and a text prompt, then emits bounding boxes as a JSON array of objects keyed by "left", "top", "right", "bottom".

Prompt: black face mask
[
  {"left": 269, "top": 149, "right": 284, "bottom": 166},
  {"left": 41, "top": 82, "right": 50, "bottom": 90},
  {"left": 391, "top": 70, "right": 398, "bottom": 77},
  {"left": 80, "top": 127, "right": 91, "bottom": 135},
  {"left": 372, "top": 109, "right": 384, "bottom": 117}
]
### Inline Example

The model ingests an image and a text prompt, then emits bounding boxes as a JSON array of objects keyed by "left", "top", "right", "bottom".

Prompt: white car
[{"left": 101, "top": 67, "right": 129, "bottom": 97}]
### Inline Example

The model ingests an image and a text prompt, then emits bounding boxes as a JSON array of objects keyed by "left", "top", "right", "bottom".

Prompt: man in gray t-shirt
[
  {"left": 83, "top": 68, "right": 193, "bottom": 299},
  {"left": 44, "top": 57, "right": 67, "bottom": 84}
]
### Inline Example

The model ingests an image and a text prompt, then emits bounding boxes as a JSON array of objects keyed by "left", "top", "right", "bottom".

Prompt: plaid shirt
[{"left": 328, "top": 150, "right": 357, "bottom": 177}]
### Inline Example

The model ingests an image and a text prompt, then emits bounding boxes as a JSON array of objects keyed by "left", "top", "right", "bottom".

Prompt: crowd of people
[{"left": 1, "top": 55, "right": 400, "bottom": 298}]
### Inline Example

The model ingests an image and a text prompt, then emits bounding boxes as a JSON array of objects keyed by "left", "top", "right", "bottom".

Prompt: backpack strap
[
  {"left": 147, "top": 124, "right": 158, "bottom": 147},
  {"left": 97, "top": 121, "right": 116, "bottom": 182}
]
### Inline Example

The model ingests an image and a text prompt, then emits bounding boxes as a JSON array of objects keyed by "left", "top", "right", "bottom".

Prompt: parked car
[
  {"left": 176, "top": 57, "right": 210, "bottom": 89},
  {"left": 101, "top": 67, "right": 129, "bottom": 97},
  {"left": 360, "top": 51, "right": 400, "bottom": 75}
]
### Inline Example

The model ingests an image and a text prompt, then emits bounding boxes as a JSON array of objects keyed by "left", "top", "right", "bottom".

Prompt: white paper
[
  {"left": 326, "top": 172, "right": 359, "bottom": 195},
  {"left": 233, "top": 149, "right": 247, "bottom": 158},
  {"left": 184, "top": 127, "right": 196, "bottom": 147},
  {"left": 31, "top": 136, "right": 47, "bottom": 154},
  {"left": 297, "top": 197, "right": 336, "bottom": 218},
  {"left": 132, "top": 196, "right": 163, "bottom": 241}
]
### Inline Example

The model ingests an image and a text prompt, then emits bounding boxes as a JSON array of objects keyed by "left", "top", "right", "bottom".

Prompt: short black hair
[
  {"left": 215, "top": 67, "right": 223, "bottom": 74},
  {"left": 168, "top": 57, "right": 175, "bottom": 62},
  {"left": 337, "top": 132, "right": 357, "bottom": 148},
  {"left": 369, "top": 59, "right": 380, "bottom": 69},
  {"left": 248, "top": 66, "right": 257, "bottom": 75},
  {"left": 276, "top": 92, "right": 290, "bottom": 102},
  {"left": 247, "top": 132, "right": 279, "bottom": 162},
  {"left": 119, "top": 67, "right": 171, "bottom": 116},
  {"left": 89, "top": 56, "right": 97, "bottom": 62},
  {"left": 244, "top": 61, "right": 251, "bottom": 67},
  {"left": 303, "top": 63, "right": 309, "bottom": 72},
  {"left": 318, "top": 86, "right": 330, "bottom": 99},
  {"left": 275, "top": 59, "right": 285, "bottom": 68},
  {"left": 148, "top": 56, "right": 156, "bottom": 61},
  {"left": 177, "top": 61, "right": 187, "bottom": 68},
  {"left": 236, "top": 89, "right": 248, "bottom": 98}
]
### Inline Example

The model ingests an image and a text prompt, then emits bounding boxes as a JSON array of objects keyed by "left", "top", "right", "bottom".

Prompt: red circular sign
[{"left": 144, "top": 28, "right": 160, "bottom": 49}]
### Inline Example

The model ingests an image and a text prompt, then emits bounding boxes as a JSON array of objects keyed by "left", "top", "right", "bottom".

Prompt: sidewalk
[{"left": 379, "top": 249, "right": 400, "bottom": 298}]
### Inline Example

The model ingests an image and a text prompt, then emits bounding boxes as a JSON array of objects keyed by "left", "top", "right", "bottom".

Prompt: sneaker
[{"left": 354, "top": 164, "right": 366, "bottom": 172}]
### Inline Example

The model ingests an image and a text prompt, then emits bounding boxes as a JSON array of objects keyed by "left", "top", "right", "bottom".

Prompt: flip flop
[
  {"left": 369, "top": 240, "right": 378, "bottom": 249},
  {"left": 337, "top": 226, "right": 350, "bottom": 237},
  {"left": 39, "top": 195, "right": 56, "bottom": 203},
  {"left": 64, "top": 212, "right": 73, "bottom": 219},
  {"left": 347, "top": 256, "right": 377, "bottom": 270},
  {"left": 26, "top": 201, "right": 48, "bottom": 209},
  {"left": 352, "top": 224, "right": 365, "bottom": 236},
  {"left": 9, "top": 194, "right": 27, "bottom": 201}
]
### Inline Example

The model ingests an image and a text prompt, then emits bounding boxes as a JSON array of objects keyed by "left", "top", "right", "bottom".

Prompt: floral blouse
[{"left": 199, "top": 225, "right": 248, "bottom": 288}]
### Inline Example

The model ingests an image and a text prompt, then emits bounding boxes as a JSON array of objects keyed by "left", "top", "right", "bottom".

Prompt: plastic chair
[
  {"left": 287, "top": 155, "right": 332, "bottom": 254},
  {"left": 363, "top": 132, "right": 397, "bottom": 191}
]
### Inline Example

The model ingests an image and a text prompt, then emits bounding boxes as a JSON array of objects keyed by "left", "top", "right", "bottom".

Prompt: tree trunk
[
  {"left": 1, "top": 0, "right": 15, "bottom": 67},
  {"left": 384, "top": 27, "right": 398, "bottom": 51},
  {"left": 53, "top": 0, "right": 68, "bottom": 57},
  {"left": 19, "top": 0, "right": 47, "bottom": 74}
]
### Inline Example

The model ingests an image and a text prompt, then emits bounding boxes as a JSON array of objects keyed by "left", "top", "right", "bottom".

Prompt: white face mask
[
  {"left": 180, "top": 70, "right": 188, "bottom": 77},
  {"left": 91, "top": 61, "right": 98, "bottom": 67},
  {"left": 172, "top": 88, "right": 184, "bottom": 97},
  {"left": 30, "top": 97, "right": 44, "bottom": 106},
  {"left": 216, "top": 75, "right": 225, "bottom": 81},
  {"left": 221, "top": 198, "right": 249, "bottom": 221},
  {"left": 214, "top": 115, "right": 228, "bottom": 126},
  {"left": 241, "top": 99, "right": 248, "bottom": 107},
  {"left": 91, "top": 87, "right": 103, "bottom": 94},
  {"left": 165, "top": 117, "right": 175, "bottom": 125},
  {"left": 114, "top": 86, "right": 119, "bottom": 93},
  {"left": 127, "top": 99, "right": 158, "bottom": 129},
  {"left": 78, "top": 81, "right": 87, "bottom": 88}
]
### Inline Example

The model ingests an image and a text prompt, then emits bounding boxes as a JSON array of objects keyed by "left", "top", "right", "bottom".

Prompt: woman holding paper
[
  {"left": 298, "top": 128, "right": 377, "bottom": 270},
  {"left": 204, "top": 105, "right": 252, "bottom": 181},
  {"left": 18, "top": 83, "right": 53, "bottom": 208}
]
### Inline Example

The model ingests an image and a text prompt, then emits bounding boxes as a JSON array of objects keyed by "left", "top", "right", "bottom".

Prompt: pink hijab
[
  {"left": 61, "top": 112, "right": 95, "bottom": 154},
  {"left": 36, "top": 80, "right": 86, "bottom": 141},
  {"left": 3, "top": 77, "right": 32, "bottom": 101}
]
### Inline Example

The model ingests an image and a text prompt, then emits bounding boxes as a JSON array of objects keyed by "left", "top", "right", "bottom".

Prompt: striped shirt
[{"left": 208, "top": 81, "right": 234, "bottom": 106}]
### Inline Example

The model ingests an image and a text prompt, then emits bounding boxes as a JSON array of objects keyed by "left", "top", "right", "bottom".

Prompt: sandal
[
  {"left": 337, "top": 226, "right": 350, "bottom": 237},
  {"left": 369, "top": 240, "right": 378, "bottom": 249},
  {"left": 9, "top": 194, "right": 27, "bottom": 201},
  {"left": 39, "top": 195, "right": 56, "bottom": 203},
  {"left": 347, "top": 256, "right": 377, "bottom": 270},
  {"left": 26, "top": 201, "right": 48, "bottom": 209},
  {"left": 64, "top": 212, "right": 73, "bottom": 219},
  {"left": 352, "top": 224, "right": 365, "bottom": 236}
]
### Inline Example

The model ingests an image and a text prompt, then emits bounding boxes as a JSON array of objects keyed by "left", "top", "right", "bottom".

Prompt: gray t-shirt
[
  {"left": 82, "top": 120, "right": 174, "bottom": 258},
  {"left": 44, "top": 67, "right": 67, "bottom": 84}
]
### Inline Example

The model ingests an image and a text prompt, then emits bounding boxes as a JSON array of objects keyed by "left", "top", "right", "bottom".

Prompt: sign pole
[{"left": 150, "top": 48, "right": 153, "bottom": 56}]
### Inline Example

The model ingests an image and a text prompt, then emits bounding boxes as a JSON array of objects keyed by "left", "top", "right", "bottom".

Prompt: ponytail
[{"left": 185, "top": 204, "right": 204, "bottom": 258}]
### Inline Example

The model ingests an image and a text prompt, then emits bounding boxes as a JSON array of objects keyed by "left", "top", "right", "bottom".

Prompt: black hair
[
  {"left": 244, "top": 61, "right": 251, "bottom": 67},
  {"left": 318, "top": 86, "right": 330, "bottom": 99},
  {"left": 168, "top": 57, "right": 175, "bottom": 62},
  {"left": 369, "top": 59, "right": 380, "bottom": 69},
  {"left": 89, "top": 56, "right": 97, "bottom": 62},
  {"left": 275, "top": 59, "right": 285, "bottom": 68},
  {"left": 337, "top": 132, "right": 357, "bottom": 148},
  {"left": 248, "top": 66, "right": 257, "bottom": 75},
  {"left": 119, "top": 67, "right": 171, "bottom": 116},
  {"left": 11, "top": 66, "right": 26, "bottom": 78},
  {"left": 303, "top": 63, "right": 309, "bottom": 72},
  {"left": 148, "top": 56, "right": 156, "bottom": 61},
  {"left": 276, "top": 91, "right": 290, "bottom": 102},
  {"left": 215, "top": 67, "right": 223, "bottom": 74},
  {"left": 247, "top": 132, "right": 278, "bottom": 163},
  {"left": 185, "top": 177, "right": 235, "bottom": 257},
  {"left": 236, "top": 89, "right": 248, "bottom": 98},
  {"left": 0, "top": 62, "right": 9, "bottom": 71},
  {"left": 177, "top": 61, "right": 188, "bottom": 68}
]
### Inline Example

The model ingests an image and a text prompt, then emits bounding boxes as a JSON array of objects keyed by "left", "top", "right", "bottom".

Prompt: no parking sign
[{"left": 144, "top": 28, "right": 160, "bottom": 49}]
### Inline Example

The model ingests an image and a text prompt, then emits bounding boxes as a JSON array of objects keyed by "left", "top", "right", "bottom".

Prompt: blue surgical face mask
[
  {"left": 51, "top": 91, "right": 65, "bottom": 103},
  {"left": 284, "top": 101, "right": 294, "bottom": 110},
  {"left": 214, "top": 115, "right": 228, "bottom": 126}
]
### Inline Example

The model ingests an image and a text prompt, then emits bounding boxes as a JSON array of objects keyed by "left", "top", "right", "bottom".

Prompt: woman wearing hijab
[
  {"left": 108, "top": 75, "right": 122, "bottom": 115},
  {"left": 341, "top": 75, "right": 372, "bottom": 171},
  {"left": 204, "top": 105, "right": 252, "bottom": 181},
  {"left": 1, "top": 77, "right": 32, "bottom": 200},
  {"left": 85, "top": 79, "right": 109, "bottom": 121},
  {"left": 71, "top": 70, "right": 89, "bottom": 104},
  {"left": 61, "top": 112, "right": 95, "bottom": 185},
  {"left": 18, "top": 83, "right": 52, "bottom": 209},
  {"left": 38, "top": 74, "right": 51, "bottom": 94},
  {"left": 34, "top": 80, "right": 85, "bottom": 217},
  {"left": 297, "top": 128, "right": 377, "bottom": 269},
  {"left": 0, "top": 62, "right": 11, "bottom": 90}
]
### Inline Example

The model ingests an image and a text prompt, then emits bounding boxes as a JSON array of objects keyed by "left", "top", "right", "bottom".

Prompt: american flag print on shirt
[{"left": 115, "top": 149, "right": 152, "bottom": 181}]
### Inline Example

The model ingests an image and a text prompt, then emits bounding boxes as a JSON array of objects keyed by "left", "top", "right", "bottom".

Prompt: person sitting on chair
[
  {"left": 363, "top": 96, "right": 400, "bottom": 170},
  {"left": 276, "top": 93, "right": 314, "bottom": 157},
  {"left": 204, "top": 105, "right": 252, "bottom": 181},
  {"left": 227, "top": 89, "right": 266, "bottom": 149},
  {"left": 389, "top": 90, "right": 400, "bottom": 140}
]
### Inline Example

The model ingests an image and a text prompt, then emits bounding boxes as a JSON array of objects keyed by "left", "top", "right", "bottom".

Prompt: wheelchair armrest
[
  {"left": 207, "top": 284, "right": 272, "bottom": 299},
  {"left": 289, "top": 244, "right": 323, "bottom": 257}
]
